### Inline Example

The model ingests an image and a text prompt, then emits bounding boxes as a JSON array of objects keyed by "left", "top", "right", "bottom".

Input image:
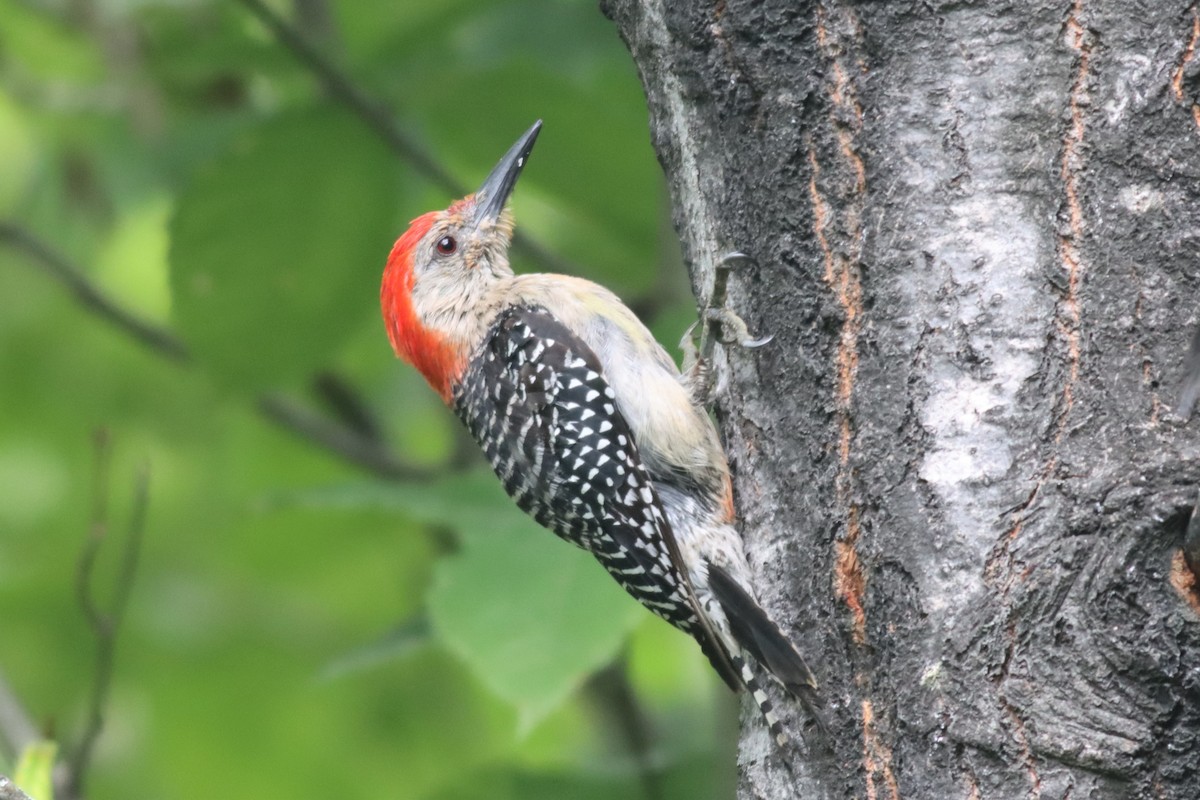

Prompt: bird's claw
[
  {"left": 716, "top": 251, "right": 754, "bottom": 272},
  {"left": 704, "top": 307, "right": 773, "bottom": 349},
  {"left": 680, "top": 320, "right": 702, "bottom": 377},
  {"left": 682, "top": 252, "right": 772, "bottom": 407},
  {"left": 702, "top": 251, "right": 773, "bottom": 351}
]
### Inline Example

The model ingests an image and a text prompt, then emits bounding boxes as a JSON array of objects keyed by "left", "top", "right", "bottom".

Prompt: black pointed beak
[{"left": 475, "top": 120, "right": 542, "bottom": 225}]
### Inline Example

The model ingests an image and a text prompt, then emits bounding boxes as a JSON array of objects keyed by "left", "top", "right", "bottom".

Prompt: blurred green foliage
[{"left": 0, "top": 0, "right": 734, "bottom": 798}]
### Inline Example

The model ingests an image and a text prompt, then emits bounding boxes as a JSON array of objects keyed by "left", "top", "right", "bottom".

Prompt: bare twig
[
  {"left": 312, "top": 372, "right": 384, "bottom": 443},
  {"left": 232, "top": 0, "right": 578, "bottom": 276},
  {"left": 0, "top": 221, "right": 450, "bottom": 482},
  {"left": 587, "top": 656, "right": 663, "bottom": 800},
  {"left": 64, "top": 435, "right": 151, "bottom": 800},
  {"left": 259, "top": 394, "right": 443, "bottom": 482},
  {"left": 75, "top": 430, "right": 114, "bottom": 636},
  {"left": 236, "top": 0, "right": 459, "bottom": 193},
  {"left": 291, "top": 0, "right": 337, "bottom": 49},
  {"left": 0, "top": 221, "right": 188, "bottom": 363}
]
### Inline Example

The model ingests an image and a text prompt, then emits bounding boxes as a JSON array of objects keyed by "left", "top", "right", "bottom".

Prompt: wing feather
[{"left": 453, "top": 306, "right": 740, "bottom": 690}]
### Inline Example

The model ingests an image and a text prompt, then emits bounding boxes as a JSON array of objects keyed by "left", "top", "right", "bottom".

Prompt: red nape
[{"left": 380, "top": 211, "right": 464, "bottom": 402}]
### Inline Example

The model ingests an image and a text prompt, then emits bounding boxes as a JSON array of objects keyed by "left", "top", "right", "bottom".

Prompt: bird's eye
[{"left": 436, "top": 235, "right": 457, "bottom": 256}]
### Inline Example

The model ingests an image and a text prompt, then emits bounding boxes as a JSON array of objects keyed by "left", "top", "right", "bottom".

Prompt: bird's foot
[{"left": 682, "top": 252, "right": 773, "bottom": 407}]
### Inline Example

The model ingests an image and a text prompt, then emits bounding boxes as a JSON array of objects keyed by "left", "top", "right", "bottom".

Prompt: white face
[{"left": 409, "top": 202, "right": 516, "bottom": 344}]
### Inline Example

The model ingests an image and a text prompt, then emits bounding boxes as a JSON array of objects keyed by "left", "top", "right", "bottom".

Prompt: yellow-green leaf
[{"left": 13, "top": 739, "right": 56, "bottom": 800}]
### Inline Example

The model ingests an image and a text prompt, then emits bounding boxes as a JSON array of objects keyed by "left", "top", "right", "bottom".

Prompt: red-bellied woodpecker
[{"left": 381, "top": 120, "right": 822, "bottom": 745}]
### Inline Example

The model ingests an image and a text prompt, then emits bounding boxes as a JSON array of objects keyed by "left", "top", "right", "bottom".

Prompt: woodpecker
[{"left": 381, "top": 120, "right": 821, "bottom": 745}]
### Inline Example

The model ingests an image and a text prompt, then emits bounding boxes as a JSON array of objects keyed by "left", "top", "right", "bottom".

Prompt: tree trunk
[{"left": 602, "top": 1, "right": 1200, "bottom": 797}]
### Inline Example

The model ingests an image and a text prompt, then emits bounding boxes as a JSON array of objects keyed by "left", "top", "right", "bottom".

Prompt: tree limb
[
  {"left": 259, "top": 394, "right": 447, "bottom": 482},
  {"left": 236, "top": 0, "right": 458, "bottom": 193}
]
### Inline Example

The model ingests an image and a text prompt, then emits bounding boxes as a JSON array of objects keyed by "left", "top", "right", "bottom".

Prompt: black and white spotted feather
[{"left": 452, "top": 306, "right": 738, "bottom": 684}]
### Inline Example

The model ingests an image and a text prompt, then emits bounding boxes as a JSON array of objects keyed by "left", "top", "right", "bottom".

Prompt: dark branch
[
  {"left": 587, "top": 656, "right": 664, "bottom": 800},
  {"left": 259, "top": 394, "right": 445, "bottom": 482},
  {"left": 75, "top": 430, "right": 114, "bottom": 637},
  {"left": 235, "top": 0, "right": 461, "bottom": 194},
  {"left": 312, "top": 372, "right": 385, "bottom": 444},
  {"left": 0, "top": 221, "right": 449, "bottom": 483},
  {"left": 291, "top": 0, "right": 337, "bottom": 48},
  {"left": 232, "top": 0, "right": 578, "bottom": 276},
  {"left": 0, "top": 221, "right": 188, "bottom": 363}
]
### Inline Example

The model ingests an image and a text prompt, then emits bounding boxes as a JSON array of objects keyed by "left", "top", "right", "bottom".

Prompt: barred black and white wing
[{"left": 452, "top": 306, "right": 739, "bottom": 688}]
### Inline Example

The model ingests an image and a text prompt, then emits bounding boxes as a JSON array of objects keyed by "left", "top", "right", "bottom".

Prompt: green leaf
[
  {"left": 428, "top": 523, "right": 644, "bottom": 732},
  {"left": 13, "top": 740, "right": 56, "bottom": 800},
  {"left": 96, "top": 194, "right": 173, "bottom": 322},
  {"left": 267, "top": 472, "right": 646, "bottom": 728},
  {"left": 0, "top": 90, "right": 37, "bottom": 215},
  {"left": 169, "top": 107, "right": 399, "bottom": 390}
]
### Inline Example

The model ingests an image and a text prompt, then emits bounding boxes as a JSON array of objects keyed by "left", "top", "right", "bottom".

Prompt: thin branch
[
  {"left": 291, "top": 0, "right": 337, "bottom": 50},
  {"left": 312, "top": 371, "right": 385, "bottom": 443},
  {"left": 235, "top": 0, "right": 460, "bottom": 194},
  {"left": 232, "top": 0, "right": 579, "bottom": 276},
  {"left": 1, "top": 221, "right": 450, "bottom": 483},
  {"left": 259, "top": 394, "right": 444, "bottom": 482},
  {"left": 587, "top": 656, "right": 664, "bottom": 800},
  {"left": 110, "top": 466, "right": 150, "bottom": 630},
  {"left": 0, "top": 221, "right": 189, "bottom": 363},
  {"left": 64, "top": 437, "right": 151, "bottom": 800},
  {"left": 75, "top": 430, "right": 113, "bottom": 635}
]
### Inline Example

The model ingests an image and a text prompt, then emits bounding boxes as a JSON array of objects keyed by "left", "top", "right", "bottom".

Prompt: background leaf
[
  {"left": 274, "top": 474, "right": 651, "bottom": 728},
  {"left": 13, "top": 740, "right": 56, "bottom": 800},
  {"left": 169, "top": 106, "right": 400, "bottom": 390},
  {"left": 429, "top": 525, "right": 646, "bottom": 731}
]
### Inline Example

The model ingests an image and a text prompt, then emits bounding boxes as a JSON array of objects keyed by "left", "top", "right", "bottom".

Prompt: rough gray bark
[
  {"left": 602, "top": 1, "right": 1200, "bottom": 798},
  {"left": 0, "top": 777, "right": 34, "bottom": 800}
]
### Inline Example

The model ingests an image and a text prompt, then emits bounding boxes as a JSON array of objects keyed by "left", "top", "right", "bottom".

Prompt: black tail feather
[
  {"left": 707, "top": 562, "right": 829, "bottom": 737},
  {"left": 707, "top": 562, "right": 817, "bottom": 693}
]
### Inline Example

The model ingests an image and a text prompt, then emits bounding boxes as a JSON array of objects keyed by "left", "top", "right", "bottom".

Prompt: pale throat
[{"left": 411, "top": 261, "right": 515, "bottom": 353}]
